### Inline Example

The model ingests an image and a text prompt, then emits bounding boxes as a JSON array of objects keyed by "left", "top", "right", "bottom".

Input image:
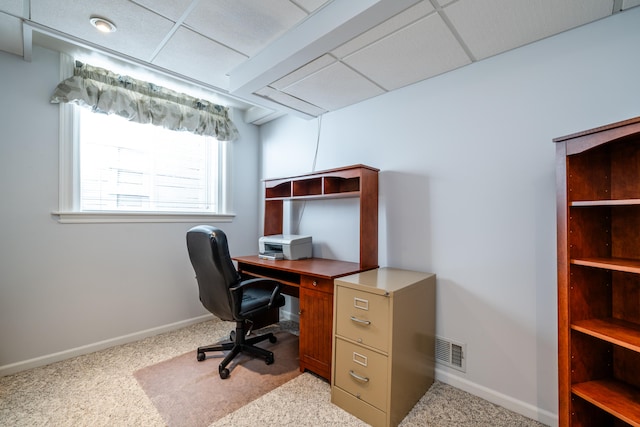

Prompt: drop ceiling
[{"left": 1, "top": 0, "right": 639, "bottom": 124}]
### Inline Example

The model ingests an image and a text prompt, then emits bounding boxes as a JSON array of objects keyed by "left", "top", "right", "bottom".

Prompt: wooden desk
[{"left": 234, "top": 255, "right": 363, "bottom": 381}]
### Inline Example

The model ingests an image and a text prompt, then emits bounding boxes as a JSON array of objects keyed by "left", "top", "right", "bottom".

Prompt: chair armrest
[{"left": 230, "top": 278, "right": 282, "bottom": 308}]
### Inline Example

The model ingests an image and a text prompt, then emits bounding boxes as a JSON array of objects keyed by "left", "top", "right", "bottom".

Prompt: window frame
[{"left": 52, "top": 57, "right": 235, "bottom": 224}]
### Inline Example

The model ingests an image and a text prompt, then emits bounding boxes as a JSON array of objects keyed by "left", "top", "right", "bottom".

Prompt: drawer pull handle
[
  {"left": 349, "top": 370, "right": 370, "bottom": 383},
  {"left": 350, "top": 316, "right": 371, "bottom": 325}
]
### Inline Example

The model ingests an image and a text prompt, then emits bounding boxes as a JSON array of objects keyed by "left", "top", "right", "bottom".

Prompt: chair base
[{"left": 197, "top": 321, "right": 278, "bottom": 379}]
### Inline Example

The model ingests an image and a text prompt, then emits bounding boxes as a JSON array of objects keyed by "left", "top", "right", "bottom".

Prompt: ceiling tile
[
  {"left": 445, "top": 0, "right": 614, "bottom": 60},
  {"left": 332, "top": 0, "right": 435, "bottom": 59},
  {"left": 184, "top": 0, "right": 308, "bottom": 57},
  {"left": 30, "top": 0, "right": 175, "bottom": 60},
  {"left": 270, "top": 54, "right": 336, "bottom": 90},
  {"left": 255, "top": 86, "right": 327, "bottom": 116},
  {"left": 292, "top": 0, "right": 331, "bottom": 13},
  {"left": 343, "top": 13, "right": 471, "bottom": 91},
  {"left": 280, "top": 61, "right": 385, "bottom": 111},
  {"left": 130, "top": 0, "right": 194, "bottom": 21},
  {"left": 434, "top": 0, "right": 457, "bottom": 6},
  {"left": 152, "top": 26, "right": 246, "bottom": 90},
  {"left": 0, "top": 13, "right": 23, "bottom": 55},
  {"left": 0, "top": 0, "right": 26, "bottom": 17}
]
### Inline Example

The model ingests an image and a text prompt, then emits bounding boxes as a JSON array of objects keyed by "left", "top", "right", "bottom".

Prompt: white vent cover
[{"left": 435, "top": 336, "right": 466, "bottom": 372}]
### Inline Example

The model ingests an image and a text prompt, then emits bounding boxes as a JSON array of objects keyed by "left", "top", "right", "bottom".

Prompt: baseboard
[
  {"left": 435, "top": 368, "right": 558, "bottom": 427},
  {"left": 280, "top": 308, "right": 299, "bottom": 323},
  {"left": 0, "top": 314, "right": 212, "bottom": 377}
]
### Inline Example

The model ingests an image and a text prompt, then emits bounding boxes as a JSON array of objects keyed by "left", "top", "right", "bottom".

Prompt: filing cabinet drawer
[
  {"left": 335, "top": 286, "right": 389, "bottom": 351},
  {"left": 331, "top": 386, "right": 386, "bottom": 427},
  {"left": 301, "top": 276, "right": 333, "bottom": 293},
  {"left": 334, "top": 337, "right": 388, "bottom": 411}
]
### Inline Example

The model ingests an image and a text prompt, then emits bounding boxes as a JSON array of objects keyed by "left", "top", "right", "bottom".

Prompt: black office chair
[{"left": 186, "top": 225, "right": 286, "bottom": 379}]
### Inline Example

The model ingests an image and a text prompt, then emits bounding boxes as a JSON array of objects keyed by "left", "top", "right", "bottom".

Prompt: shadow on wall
[
  {"left": 291, "top": 197, "right": 360, "bottom": 262},
  {"left": 380, "top": 170, "right": 433, "bottom": 272}
]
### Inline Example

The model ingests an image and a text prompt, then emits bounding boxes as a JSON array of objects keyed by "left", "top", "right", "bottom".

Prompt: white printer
[{"left": 258, "top": 234, "right": 312, "bottom": 260}]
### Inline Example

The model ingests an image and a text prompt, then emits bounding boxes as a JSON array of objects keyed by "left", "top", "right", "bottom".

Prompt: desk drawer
[
  {"left": 335, "top": 286, "right": 389, "bottom": 351},
  {"left": 334, "top": 338, "right": 388, "bottom": 411},
  {"left": 301, "top": 276, "right": 333, "bottom": 293}
]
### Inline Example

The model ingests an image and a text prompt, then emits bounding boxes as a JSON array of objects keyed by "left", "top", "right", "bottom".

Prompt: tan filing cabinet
[{"left": 331, "top": 268, "right": 436, "bottom": 427}]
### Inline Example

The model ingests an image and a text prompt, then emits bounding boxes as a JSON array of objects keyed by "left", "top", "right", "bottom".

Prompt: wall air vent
[{"left": 435, "top": 336, "right": 466, "bottom": 372}]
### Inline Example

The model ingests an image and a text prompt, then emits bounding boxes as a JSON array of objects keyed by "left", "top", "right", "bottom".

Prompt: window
[
  {"left": 79, "top": 108, "right": 219, "bottom": 212},
  {"left": 54, "top": 105, "right": 234, "bottom": 223}
]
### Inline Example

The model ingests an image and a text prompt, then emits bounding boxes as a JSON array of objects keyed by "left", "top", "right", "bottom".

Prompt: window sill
[{"left": 51, "top": 211, "right": 235, "bottom": 224}]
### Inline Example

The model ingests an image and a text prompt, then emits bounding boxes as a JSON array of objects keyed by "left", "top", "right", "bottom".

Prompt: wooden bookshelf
[{"left": 555, "top": 116, "right": 640, "bottom": 426}]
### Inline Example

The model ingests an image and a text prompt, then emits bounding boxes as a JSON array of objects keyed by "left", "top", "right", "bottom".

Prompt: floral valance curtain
[{"left": 50, "top": 61, "right": 239, "bottom": 141}]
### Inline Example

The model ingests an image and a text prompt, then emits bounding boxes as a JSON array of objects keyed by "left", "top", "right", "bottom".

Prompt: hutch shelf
[
  {"left": 555, "top": 117, "right": 640, "bottom": 426},
  {"left": 263, "top": 164, "right": 379, "bottom": 271}
]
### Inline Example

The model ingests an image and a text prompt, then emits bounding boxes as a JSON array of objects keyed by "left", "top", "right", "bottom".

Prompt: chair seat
[{"left": 240, "top": 288, "right": 286, "bottom": 317}]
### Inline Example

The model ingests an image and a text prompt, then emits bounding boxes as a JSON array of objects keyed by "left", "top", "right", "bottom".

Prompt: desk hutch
[
  {"left": 555, "top": 117, "right": 640, "bottom": 426},
  {"left": 235, "top": 164, "right": 379, "bottom": 380}
]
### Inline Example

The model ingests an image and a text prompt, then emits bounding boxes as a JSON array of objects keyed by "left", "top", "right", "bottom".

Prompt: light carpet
[{"left": 0, "top": 319, "right": 549, "bottom": 426}]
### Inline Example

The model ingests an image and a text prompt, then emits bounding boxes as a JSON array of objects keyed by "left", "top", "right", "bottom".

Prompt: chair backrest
[{"left": 186, "top": 225, "right": 242, "bottom": 322}]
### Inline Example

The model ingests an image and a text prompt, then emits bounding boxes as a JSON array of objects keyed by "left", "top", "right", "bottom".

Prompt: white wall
[
  {"left": 0, "top": 46, "right": 261, "bottom": 374},
  {"left": 259, "top": 8, "right": 640, "bottom": 426}
]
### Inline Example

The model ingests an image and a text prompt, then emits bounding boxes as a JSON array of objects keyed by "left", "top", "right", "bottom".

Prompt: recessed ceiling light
[{"left": 90, "top": 16, "right": 117, "bottom": 33}]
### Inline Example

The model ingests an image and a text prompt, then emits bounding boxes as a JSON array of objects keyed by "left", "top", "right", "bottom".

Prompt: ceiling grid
[{"left": 0, "top": 0, "right": 636, "bottom": 123}]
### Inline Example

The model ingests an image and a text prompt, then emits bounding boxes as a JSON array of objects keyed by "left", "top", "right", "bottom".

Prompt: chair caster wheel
[
  {"left": 269, "top": 335, "right": 277, "bottom": 344},
  {"left": 230, "top": 330, "right": 236, "bottom": 342},
  {"left": 265, "top": 354, "right": 274, "bottom": 365},
  {"left": 219, "top": 368, "right": 230, "bottom": 379},
  {"left": 197, "top": 352, "right": 206, "bottom": 361}
]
